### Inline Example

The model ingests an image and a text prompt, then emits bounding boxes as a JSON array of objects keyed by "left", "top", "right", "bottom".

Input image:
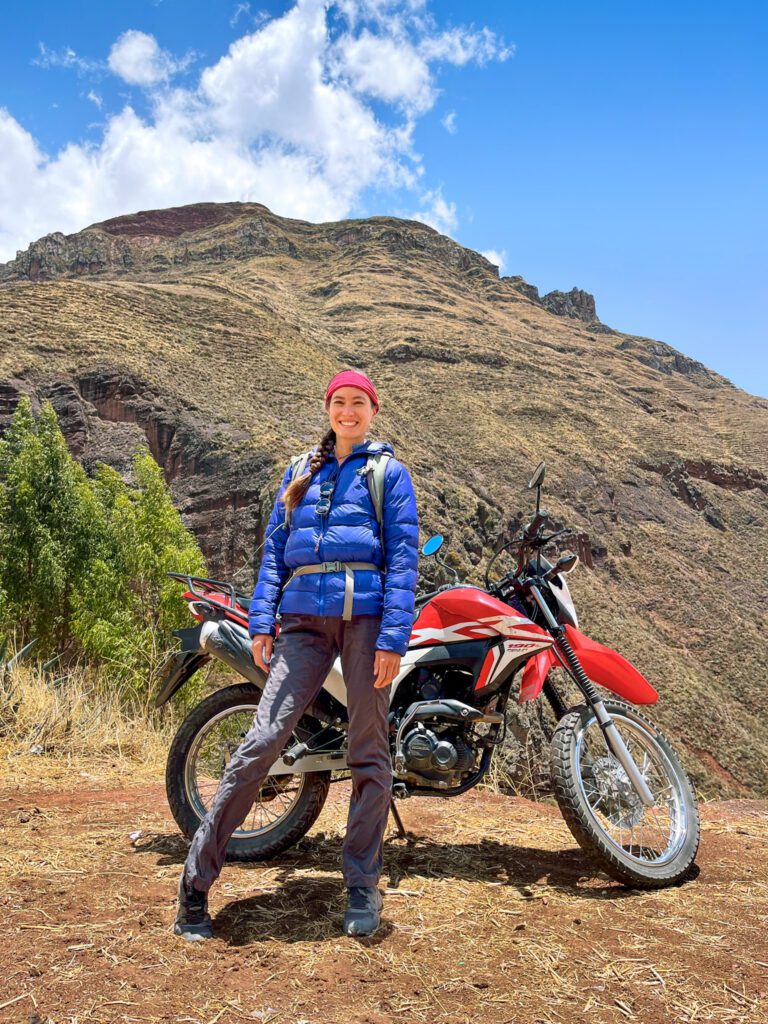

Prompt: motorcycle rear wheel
[
  {"left": 551, "top": 700, "right": 700, "bottom": 888},
  {"left": 166, "top": 683, "right": 331, "bottom": 862}
]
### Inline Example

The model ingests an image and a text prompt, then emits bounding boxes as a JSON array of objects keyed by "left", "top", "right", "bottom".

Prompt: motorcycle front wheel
[
  {"left": 166, "top": 683, "right": 331, "bottom": 862},
  {"left": 551, "top": 700, "right": 700, "bottom": 888}
]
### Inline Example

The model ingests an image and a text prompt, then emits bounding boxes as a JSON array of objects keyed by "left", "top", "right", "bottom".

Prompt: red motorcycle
[{"left": 158, "top": 461, "right": 699, "bottom": 889}]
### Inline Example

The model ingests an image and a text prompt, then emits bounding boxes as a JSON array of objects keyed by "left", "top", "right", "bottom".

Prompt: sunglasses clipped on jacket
[{"left": 315, "top": 479, "right": 335, "bottom": 517}]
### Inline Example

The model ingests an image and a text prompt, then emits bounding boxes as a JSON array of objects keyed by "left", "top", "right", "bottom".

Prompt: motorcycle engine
[
  {"left": 393, "top": 664, "right": 485, "bottom": 788},
  {"left": 400, "top": 721, "right": 476, "bottom": 785}
]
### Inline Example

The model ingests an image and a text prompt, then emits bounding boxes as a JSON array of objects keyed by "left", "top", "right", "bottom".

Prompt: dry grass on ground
[
  {"left": 0, "top": 665, "right": 173, "bottom": 789},
  {"left": 2, "top": 668, "right": 766, "bottom": 1022},
  {"left": 2, "top": 744, "right": 766, "bottom": 1024}
]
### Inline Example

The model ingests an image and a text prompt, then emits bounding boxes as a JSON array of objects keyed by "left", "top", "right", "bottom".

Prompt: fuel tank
[{"left": 412, "top": 585, "right": 553, "bottom": 652}]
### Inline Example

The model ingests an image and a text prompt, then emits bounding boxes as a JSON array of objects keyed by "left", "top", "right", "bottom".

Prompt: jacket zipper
[
  {"left": 310, "top": 449, "right": 378, "bottom": 614},
  {"left": 315, "top": 461, "right": 339, "bottom": 614},
  {"left": 314, "top": 457, "right": 349, "bottom": 556}
]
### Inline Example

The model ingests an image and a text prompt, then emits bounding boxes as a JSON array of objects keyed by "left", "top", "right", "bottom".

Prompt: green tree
[
  {"left": 71, "top": 452, "right": 205, "bottom": 693},
  {"left": 0, "top": 398, "right": 104, "bottom": 653},
  {"left": 0, "top": 399, "right": 206, "bottom": 697}
]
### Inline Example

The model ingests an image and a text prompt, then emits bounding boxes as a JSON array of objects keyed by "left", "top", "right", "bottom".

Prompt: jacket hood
[
  {"left": 312, "top": 439, "right": 395, "bottom": 458},
  {"left": 349, "top": 439, "right": 395, "bottom": 456}
]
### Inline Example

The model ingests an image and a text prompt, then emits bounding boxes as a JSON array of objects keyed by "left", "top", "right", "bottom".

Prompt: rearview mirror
[
  {"left": 546, "top": 553, "right": 579, "bottom": 580},
  {"left": 556, "top": 553, "right": 579, "bottom": 574},
  {"left": 528, "top": 461, "right": 546, "bottom": 490},
  {"left": 422, "top": 535, "right": 444, "bottom": 556}
]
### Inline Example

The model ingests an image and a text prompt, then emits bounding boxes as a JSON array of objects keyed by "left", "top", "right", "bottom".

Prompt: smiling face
[{"left": 326, "top": 385, "right": 377, "bottom": 445}]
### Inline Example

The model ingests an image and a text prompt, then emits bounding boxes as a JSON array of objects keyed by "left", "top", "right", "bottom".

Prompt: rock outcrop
[
  {"left": 0, "top": 203, "right": 494, "bottom": 285},
  {"left": 540, "top": 286, "right": 599, "bottom": 324}
]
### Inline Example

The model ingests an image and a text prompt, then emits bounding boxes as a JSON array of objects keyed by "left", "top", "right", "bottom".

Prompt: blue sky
[{"left": 1, "top": 0, "right": 766, "bottom": 396}]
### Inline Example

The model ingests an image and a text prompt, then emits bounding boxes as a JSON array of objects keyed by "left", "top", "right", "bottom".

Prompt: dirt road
[{"left": 2, "top": 766, "right": 766, "bottom": 1024}]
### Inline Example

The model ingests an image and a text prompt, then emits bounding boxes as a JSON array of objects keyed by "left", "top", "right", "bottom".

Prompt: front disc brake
[{"left": 589, "top": 755, "right": 645, "bottom": 828}]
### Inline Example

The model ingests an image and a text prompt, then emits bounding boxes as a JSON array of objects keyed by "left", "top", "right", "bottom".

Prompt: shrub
[{"left": 0, "top": 398, "right": 206, "bottom": 699}]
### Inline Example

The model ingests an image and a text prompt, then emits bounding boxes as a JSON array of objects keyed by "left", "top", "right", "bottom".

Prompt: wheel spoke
[
  {"left": 571, "top": 709, "right": 689, "bottom": 869},
  {"left": 649, "top": 805, "right": 670, "bottom": 846},
  {"left": 588, "top": 792, "right": 609, "bottom": 814},
  {"left": 185, "top": 704, "right": 307, "bottom": 839}
]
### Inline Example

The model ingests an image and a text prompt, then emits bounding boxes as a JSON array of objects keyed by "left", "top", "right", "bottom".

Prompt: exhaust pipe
[
  {"left": 200, "top": 619, "right": 265, "bottom": 685},
  {"left": 200, "top": 619, "right": 346, "bottom": 726}
]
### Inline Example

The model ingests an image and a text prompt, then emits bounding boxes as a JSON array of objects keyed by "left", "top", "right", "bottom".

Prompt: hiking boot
[
  {"left": 343, "top": 885, "right": 383, "bottom": 937},
  {"left": 173, "top": 870, "right": 213, "bottom": 941}
]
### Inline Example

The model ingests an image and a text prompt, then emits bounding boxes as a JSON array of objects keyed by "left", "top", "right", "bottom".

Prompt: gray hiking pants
[{"left": 184, "top": 613, "right": 392, "bottom": 892}]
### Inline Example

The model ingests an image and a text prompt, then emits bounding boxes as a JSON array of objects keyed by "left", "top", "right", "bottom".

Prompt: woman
[{"left": 174, "top": 369, "right": 419, "bottom": 940}]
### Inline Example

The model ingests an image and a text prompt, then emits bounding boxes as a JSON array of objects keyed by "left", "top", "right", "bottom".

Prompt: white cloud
[
  {"left": 198, "top": 0, "right": 414, "bottom": 200},
  {"left": 336, "top": 0, "right": 430, "bottom": 34},
  {"left": 33, "top": 43, "right": 102, "bottom": 75},
  {"left": 1, "top": 1, "right": 511, "bottom": 261},
  {"left": 230, "top": 3, "right": 251, "bottom": 27},
  {"left": 331, "top": 30, "right": 434, "bottom": 112},
  {"left": 108, "top": 30, "right": 194, "bottom": 86},
  {"left": 230, "top": 3, "right": 270, "bottom": 28},
  {"left": 412, "top": 188, "right": 457, "bottom": 235},
  {"left": 87, "top": 90, "right": 103, "bottom": 109},
  {"left": 331, "top": 5, "right": 510, "bottom": 113},
  {"left": 480, "top": 248, "right": 506, "bottom": 274},
  {"left": 420, "top": 26, "right": 514, "bottom": 65},
  {"left": 441, "top": 110, "right": 456, "bottom": 133}
]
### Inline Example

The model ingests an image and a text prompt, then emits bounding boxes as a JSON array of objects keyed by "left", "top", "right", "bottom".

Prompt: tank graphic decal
[
  {"left": 476, "top": 613, "right": 546, "bottom": 637},
  {"left": 475, "top": 636, "right": 553, "bottom": 691},
  {"left": 411, "top": 616, "right": 553, "bottom": 649},
  {"left": 477, "top": 612, "right": 537, "bottom": 628},
  {"left": 410, "top": 595, "right": 555, "bottom": 651},
  {"left": 476, "top": 645, "right": 502, "bottom": 689},
  {"left": 410, "top": 622, "right": 498, "bottom": 644}
]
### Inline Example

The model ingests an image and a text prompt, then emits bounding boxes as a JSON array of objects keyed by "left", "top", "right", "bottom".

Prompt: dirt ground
[{"left": 1, "top": 754, "right": 767, "bottom": 1024}]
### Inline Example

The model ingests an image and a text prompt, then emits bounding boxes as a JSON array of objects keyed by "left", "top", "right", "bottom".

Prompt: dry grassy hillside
[{"left": 1, "top": 202, "right": 767, "bottom": 796}]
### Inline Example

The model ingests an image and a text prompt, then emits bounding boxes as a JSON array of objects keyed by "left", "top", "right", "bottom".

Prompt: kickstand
[{"left": 389, "top": 798, "right": 417, "bottom": 844}]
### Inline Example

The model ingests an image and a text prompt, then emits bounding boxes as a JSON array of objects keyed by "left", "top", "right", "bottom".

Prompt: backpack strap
[{"left": 357, "top": 452, "right": 392, "bottom": 569}]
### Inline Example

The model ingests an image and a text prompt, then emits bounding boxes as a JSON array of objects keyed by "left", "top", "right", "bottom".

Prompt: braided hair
[{"left": 281, "top": 427, "right": 336, "bottom": 515}]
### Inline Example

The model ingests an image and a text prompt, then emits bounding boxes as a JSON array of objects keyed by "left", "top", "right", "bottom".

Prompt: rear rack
[{"left": 167, "top": 572, "right": 251, "bottom": 614}]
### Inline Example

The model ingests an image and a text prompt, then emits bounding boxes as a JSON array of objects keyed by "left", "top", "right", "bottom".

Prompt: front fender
[
  {"left": 519, "top": 646, "right": 558, "bottom": 703},
  {"left": 519, "top": 625, "right": 658, "bottom": 706}
]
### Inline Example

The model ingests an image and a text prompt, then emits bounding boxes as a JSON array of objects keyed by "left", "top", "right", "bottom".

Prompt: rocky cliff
[{"left": 2, "top": 202, "right": 767, "bottom": 797}]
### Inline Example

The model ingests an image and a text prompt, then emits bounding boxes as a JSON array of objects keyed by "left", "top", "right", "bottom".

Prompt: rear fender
[
  {"left": 519, "top": 625, "right": 658, "bottom": 706},
  {"left": 204, "top": 619, "right": 348, "bottom": 725},
  {"left": 154, "top": 626, "right": 210, "bottom": 708}
]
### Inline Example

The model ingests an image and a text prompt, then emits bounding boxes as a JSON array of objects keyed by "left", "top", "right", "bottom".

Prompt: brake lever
[{"left": 539, "top": 527, "right": 570, "bottom": 545}]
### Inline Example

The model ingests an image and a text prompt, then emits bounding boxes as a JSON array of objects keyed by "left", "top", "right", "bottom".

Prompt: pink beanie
[{"left": 324, "top": 370, "right": 380, "bottom": 412}]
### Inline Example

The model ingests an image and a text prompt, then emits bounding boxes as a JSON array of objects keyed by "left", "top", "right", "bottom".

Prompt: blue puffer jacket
[{"left": 248, "top": 440, "right": 419, "bottom": 656}]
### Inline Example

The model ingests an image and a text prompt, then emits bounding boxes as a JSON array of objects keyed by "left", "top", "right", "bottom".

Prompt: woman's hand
[
  {"left": 251, "top": 633, "right": 273, "bottom": 673},
  {"left": 373, "top": 649, "right": 401, "bottom": 688}
]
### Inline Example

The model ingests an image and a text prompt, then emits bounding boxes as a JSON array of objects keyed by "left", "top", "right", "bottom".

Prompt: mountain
[{"left": 1, "top": 202, "right": 767, "bottom": 796}]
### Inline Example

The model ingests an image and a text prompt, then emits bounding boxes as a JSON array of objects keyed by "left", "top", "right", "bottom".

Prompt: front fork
[{"left": 528, "top": 584, "right": 655, "bottom": 807}]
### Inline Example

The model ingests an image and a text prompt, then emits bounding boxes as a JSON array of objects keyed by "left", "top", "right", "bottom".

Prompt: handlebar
[
  {"left": 540, "top": 527, "right": 570, "bottom": 544},
  {"left": 523, "top": 510, "right": 548, "bottom": 539}
]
